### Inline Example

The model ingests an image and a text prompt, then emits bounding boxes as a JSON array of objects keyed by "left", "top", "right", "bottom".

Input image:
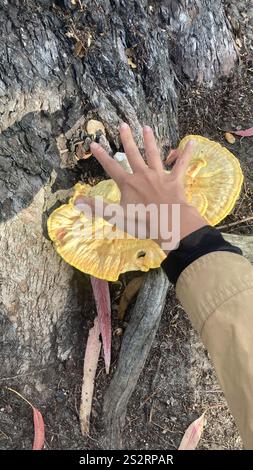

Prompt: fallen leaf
[
  {"left": 6, "top": 387, "right": 45, "bottom": 450},
  {"left": 80, "top": 317, "right": 101, "bottom": 435},
  {"left": 91, "top": 277, "right": 111, "bottom": 374},
  {"left": 86, "top": 119, "right": 105, "bottom": 136},
  {"left": 235, "top": 38, "right": 242, "bottom": 48},
  {"left": 75, "top": 143, "right": 92, "bottom": 160},
  {"left": 32, "top": 408, "right": 45, "bottom": 450},
  {"left": 83, "top": 151, "right": 93, "bottom": 159},
  {"left": 87, "top": 33, "right": 92, "bottom": 48},
  {"left": 75, "top": 143, "right": 84, "bottom": 159},
  {"left": 118, "top": 276, "right": 144, "bottom": 320},
  {"left": 74, "top": 40, "right": 85, "bottom": 58},
  {"left": 113, "top": 327, "right": 123, "bottom": 336},
  {"left": 224, "top": 132, "right": 235, "bottom": 144},
  {"left": 127, "top": 57, "right": 137, "bottom": 69},
  {"left": 231, "top": 127, "right": 253, "bottom": 137},
  {"left": 125, "top": 48, "right": 137, "bottom": 69},
  {"left": 65, "top": 31, "right": 75, "bottom": 39},
  {"left": 178, "top": 412, "right": 206, "bottom": 450}
]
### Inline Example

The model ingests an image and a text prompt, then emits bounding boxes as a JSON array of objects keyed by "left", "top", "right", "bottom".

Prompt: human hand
[{"left": 75, "top": 124, "right": 207, "bottom": 253}]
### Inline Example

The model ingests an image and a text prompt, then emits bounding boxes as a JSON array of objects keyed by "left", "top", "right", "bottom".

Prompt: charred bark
[{"left": 0, "top": 0, "right": 237, "bottom": 417}]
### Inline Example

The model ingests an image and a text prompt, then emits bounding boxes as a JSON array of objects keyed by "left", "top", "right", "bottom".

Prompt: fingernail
[
  {"left": 120, "top": 122, "right": 129, "bottom": 130},
  {"left": 143, "top": 125, "right": 152, "bottom": 132},
  {"left": 188, "top": 140, "right": 195, "bottom": 146},
  {"left": 90, "top": 142, "right": 99, "bottom": 150}
]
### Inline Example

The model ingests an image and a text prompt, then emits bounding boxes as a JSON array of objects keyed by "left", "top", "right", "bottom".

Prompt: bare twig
[
  {"left": 0, "top": 369, "right": 47, "bottom": 381},
  {"left": 0, "top": 429, "right": 11, "bottom": 441},
  {"left": 217, "top": 215, "right": 253, "bottom": 230}
]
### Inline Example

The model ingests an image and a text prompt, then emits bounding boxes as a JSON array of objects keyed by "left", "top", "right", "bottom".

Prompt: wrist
[
  {"left": 179, "top": 204, "right": 207, "bottom": 242},
  {"left": 161, "top": 225, "right": 242, "bottom": 285},
  {"left": 157, "top": 204, "right": 207, "bottom": 254}
]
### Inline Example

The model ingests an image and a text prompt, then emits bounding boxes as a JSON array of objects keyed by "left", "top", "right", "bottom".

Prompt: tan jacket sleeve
[{"left": 176, "top": 251, "right": 253, "bottom": 449}]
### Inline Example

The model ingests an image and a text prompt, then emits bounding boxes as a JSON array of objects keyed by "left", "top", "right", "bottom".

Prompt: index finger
[{"left": 90, "top": 142, "right": 127, "bottom": 185}]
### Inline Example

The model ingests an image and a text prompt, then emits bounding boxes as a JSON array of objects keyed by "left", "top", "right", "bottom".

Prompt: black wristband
[{"left": 161, "top": 225, "right": 242, "bottom": 285}]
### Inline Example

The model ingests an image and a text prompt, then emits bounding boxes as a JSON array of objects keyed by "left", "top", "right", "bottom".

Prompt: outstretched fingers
[
  {"left": 120, "top": 123, "right": 147, "bottom": 172},
  {"left": 143, "top": 126, "right": 163, "bottom": 171},
  {"left": 171, "top": 141, "right": 195, "bottom": 180}
]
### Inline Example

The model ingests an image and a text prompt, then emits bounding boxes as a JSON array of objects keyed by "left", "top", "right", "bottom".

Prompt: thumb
[
  {"left": 74, "top": 196, "right": 125, "bottom": 229},
  {"left": 171, "top": 140, "right": 195, "bottom": 179},
  {"left": 165, "top": 148, "right": 180, "bottom": 165},
  {"left": 74, "top": 196, "right": 110, "bottom": 220}
]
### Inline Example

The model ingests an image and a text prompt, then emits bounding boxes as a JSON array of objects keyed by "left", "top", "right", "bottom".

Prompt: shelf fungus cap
[
  {"left": 47, "top": 182, "right": 166, "bottom": 281},
  {"left": 180, "top": 135, "right": 244, "bottom": 226}
]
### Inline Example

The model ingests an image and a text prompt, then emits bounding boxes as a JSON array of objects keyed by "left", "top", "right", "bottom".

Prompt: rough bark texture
[{"left": 0, "top": 1, "right": 236, "bottom": 384}]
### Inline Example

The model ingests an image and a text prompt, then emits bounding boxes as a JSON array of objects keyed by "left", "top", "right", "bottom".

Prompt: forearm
[{"left": 162, "top": 227, "right": 253, "bottom": 449}]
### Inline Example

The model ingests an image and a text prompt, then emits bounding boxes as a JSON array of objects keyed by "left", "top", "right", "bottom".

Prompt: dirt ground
[{"left": 1, "top": 2, "right": 253, "bottom": 451}]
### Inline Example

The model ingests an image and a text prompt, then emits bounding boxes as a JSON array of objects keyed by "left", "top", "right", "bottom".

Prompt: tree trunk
[{"left": 0, "top": 0, "right": 236, "bottom": 388}]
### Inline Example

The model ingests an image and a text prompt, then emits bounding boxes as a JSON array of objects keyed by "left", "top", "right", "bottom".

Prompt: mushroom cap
[
  {"left": 48, "top": 135, "right": 243, "bottom": 280},
  {"left": 180, "top": 135, "right": 244, "bottom": 225},
  {"left": 47, "top": 182, "right": 166, "bottom": 281}
]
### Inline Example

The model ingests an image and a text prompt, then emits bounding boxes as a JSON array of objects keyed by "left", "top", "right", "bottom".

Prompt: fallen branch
[{"left": 103, "top": 268, "right": 169, "bottom": 449}]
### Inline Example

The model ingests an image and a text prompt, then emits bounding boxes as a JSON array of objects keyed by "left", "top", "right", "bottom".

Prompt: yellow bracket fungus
[
  {"left": 180, "top": 135, "right": 243, "bottom": 226},
  {"left": 48, "top": 135, "right": 243, "bottom": 281}
]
